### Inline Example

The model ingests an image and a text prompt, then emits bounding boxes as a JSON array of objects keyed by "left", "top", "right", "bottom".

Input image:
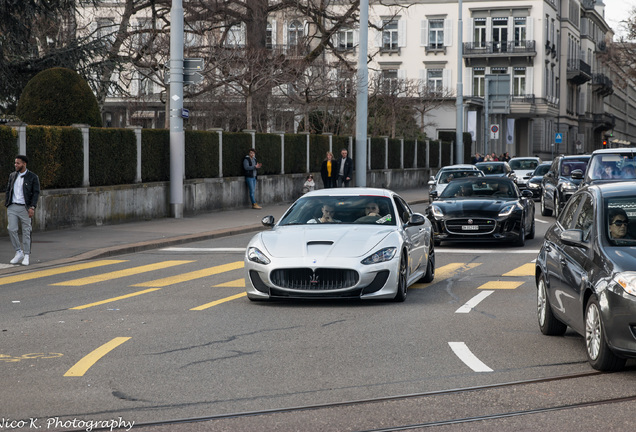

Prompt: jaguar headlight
[
  {"left": 361, "top": 247, "right": 397, "bottom": 265},
  {"left": 499, "top": 203, "right": 522, "bottom": 216},
  {"left": 247, "top": 247, "right": 271, "bottom": 265},
  {"left": 431, "top": 205, "right": 444, "bottom": 218},
  {"left": 613, "top": 272, "right": 636, "bottom": 296}
]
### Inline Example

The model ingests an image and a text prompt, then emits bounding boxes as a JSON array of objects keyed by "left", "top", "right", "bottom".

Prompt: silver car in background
[
  {"left": 427, "top": 164, "right": 484, "bottom": 203},
  {"left": 245, "top": 188, "right": 435, "bottom": 302}
]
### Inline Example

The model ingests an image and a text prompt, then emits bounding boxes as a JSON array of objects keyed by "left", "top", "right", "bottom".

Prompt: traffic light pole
[{"left": 169, "top": 0, "right": 184, "bottom": 218}]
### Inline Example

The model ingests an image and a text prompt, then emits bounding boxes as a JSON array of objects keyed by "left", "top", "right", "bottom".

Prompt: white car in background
[{"left": 508, "top": 157, "right": 542, "bottom": 190}]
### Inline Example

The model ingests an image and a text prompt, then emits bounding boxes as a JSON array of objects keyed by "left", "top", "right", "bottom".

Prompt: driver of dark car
[{"left": 608, "top": 208, "right": 632, "bottom": 240}]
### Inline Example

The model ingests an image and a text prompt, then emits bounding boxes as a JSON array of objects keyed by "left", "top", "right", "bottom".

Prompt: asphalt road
[{"left": 2, "top": 202, "right": 636, "bottom": 431}]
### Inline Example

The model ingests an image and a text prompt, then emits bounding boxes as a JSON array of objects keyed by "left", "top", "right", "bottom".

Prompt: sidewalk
[{"left": 0, "top": 188, "right": 427, "bottom": 275}]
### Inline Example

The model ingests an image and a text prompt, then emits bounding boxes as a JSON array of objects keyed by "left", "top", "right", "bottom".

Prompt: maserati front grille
[{"left": 270, "top": 268, "right": 359, "bottom": 290}]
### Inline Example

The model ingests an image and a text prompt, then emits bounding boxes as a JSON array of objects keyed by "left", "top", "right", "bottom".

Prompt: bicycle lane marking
[{"left": 64, "top": 337, "right": 131, "bottom": 377}]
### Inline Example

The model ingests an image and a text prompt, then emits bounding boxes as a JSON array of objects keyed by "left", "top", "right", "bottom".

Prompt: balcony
[
  {"left": 592, "top": 73, "right": 613, "bottom": 96},
  {"left": 566, "top": 59, "right": 592, "bottom": 85},
  {"left": 463, "top": 41, "right": 536, "bottom": 64},
  {"left": 593, "top": 113, "right": 616, "bottom": 132}
]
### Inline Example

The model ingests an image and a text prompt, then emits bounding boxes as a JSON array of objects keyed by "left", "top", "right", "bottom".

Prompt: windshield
[
  {"left": 587, "top": 153, "right": 636, "bottom": 181},
  {"left": 476, "top": 163, "right": 505, "bottom": 175},
  {"left": 439, "top": 178, "right": 518, "bottom": 199},
  {"left": 438, "top": 170, "right": 482, "bottom": 183},
  {"left": 560, "top": 159, "right": 589, "bottom": 177},
  {"left": 533, "top": 164, "right": 551, "bottom": 176},
  {"left": 509, "top": 159, "right": 539, "bottom": 171},
  {"left": 606, "top": 198, "right": 636, "bottom": 246},
  {"left": 279, "top": 195, "right": 396, "bottom": 226}
]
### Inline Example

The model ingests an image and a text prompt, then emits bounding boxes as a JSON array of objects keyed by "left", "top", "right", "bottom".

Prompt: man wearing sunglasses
[{"left": 608, "top": 208, "right": 633, "bottom": 240}]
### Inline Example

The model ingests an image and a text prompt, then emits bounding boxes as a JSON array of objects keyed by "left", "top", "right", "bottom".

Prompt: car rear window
[{"left": 588, "top": 154, "right": 636, "bottom": 181}]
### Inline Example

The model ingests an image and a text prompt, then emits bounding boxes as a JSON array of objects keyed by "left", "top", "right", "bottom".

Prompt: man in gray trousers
[{"left": 5, "top": 155, "right": 40, "bottom": 266}]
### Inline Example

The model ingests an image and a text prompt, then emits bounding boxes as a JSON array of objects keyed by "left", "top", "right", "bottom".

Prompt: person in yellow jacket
[{"left": 320, "top": 151, "right": 337, "bottom": 188}]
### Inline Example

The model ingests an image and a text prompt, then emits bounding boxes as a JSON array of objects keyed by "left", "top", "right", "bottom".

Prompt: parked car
[
  {"left": 475, "top": 161, "right": 515, "bottom": 180},
  {"left": 427, "top": 177, "right": 535, "bottom": 246},
  {"left": 508, "top": 157, "right": 542, "bottom": 190},
  {"left": 540, "top": 155, "right": 590, "bottom": 217},
  {"left": 244, "top": 188, "right": 435, "bottom": 302},
  {"left": 535, "top": 181, "right": 636, "bottom": 371},
  {"left": 526, "top": 162, "right": 552, "bottom": 199},
  {"left": 574, "top": 147, "right": 636, "bottom": 187},
  {"left": 427, "top": 164, "right": 484, "bottom": 204}
]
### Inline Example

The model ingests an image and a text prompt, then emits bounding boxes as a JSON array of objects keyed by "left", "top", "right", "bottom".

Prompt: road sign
[
  {"left": 184, "top": 58, "right": 204, "bottom": 71},
  {"left": 181, "top": 108, "right": 190, "bottom": 119},
  {"left": 490, "top": 124, "right": 499, "bottom": 139},
  {"left": 555, "top": 133, "right": 563, "bottom": 143},
  {"left": 164, "top": 58, "right": 205, "bottom": 85}
]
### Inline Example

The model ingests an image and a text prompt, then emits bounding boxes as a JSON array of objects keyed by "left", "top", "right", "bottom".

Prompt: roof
[
  {"left": 585, "top": 181, "right": 636, "bottom": 198},
  {"left": 304, "top": 187, "right": 394, "bottom": 198},
  {"left": 590, "top": 148, "right": 636, "bottom": 155}
]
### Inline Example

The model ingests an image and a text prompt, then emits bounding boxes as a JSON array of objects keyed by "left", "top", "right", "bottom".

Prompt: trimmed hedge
[
  {"left": 89, "top": 128, "right": 136, "bottom": 186},
  {"left": 142, "top": 129, "right": 170, "bottom": 182},
  {"left": 185, "top": 130, "right": 219, "bottom": 179},
  {"left": 0, "top": 127, "right": 18, "bottom": 192},
  {"left": 26, "top": 126, "right": 83, "bottom": 189}
]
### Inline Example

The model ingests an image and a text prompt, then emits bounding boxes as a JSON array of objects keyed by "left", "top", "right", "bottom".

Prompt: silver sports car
[{"left": 245, "top": 188, "right": 435, "bottom": 302}]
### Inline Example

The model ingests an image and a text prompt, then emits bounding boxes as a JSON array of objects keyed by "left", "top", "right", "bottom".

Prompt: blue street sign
[
  {"left": 555, "top": 133, "right": 563, "bottom": 143},
  {"left": 181, "top": 108, "right": 190, "bottom": 119}
]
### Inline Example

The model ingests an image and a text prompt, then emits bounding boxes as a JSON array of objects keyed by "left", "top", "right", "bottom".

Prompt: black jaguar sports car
[{"left": 427, "top": 177, "right": 535, "bottom": 246}]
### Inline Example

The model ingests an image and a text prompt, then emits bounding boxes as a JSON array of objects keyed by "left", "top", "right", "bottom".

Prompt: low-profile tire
[
  {"left": 421, "top": 243, "right": 435, "bottom": 283},
  {"left": 541, "top": 193, "right": 552, "bottom": 216},
  {"left": 585, "top": 296, "right": 626, "bottom": 371},
  {"left": 537, "top": 274, "right": 567, "bottom": 336},
  {"left": 393, "top": 254, "right": 408, "bottom": 302},
  {"left": 527, "top": 218, "right": 536, "bottom": 239},
  {"left": 515, "top": 222, "right": 526, "bottom": 246}
]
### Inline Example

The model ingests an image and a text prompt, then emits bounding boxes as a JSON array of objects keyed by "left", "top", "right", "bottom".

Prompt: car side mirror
[
  {"left": 521, "top": 190, "right": 533, "bottom": 198},
  {"left": 430, "top": 190, "right": 439, "bottom": 200},
  {"left": 408, "top": 213, "right": 426, "bottom": 226},
  {"left": 428, "top": 180, "right": 436, "bottom": 186},
  {"left": 262, "top": 215, "right": 275, "bottom": 227},
  {"left": 561, "top": 229, "right": 584, "bottom": 246},
  {"left": 571, "top": 169, "right": 583, "bottom": 180},
  {"left": 546, "top": 171, "right": 554, "bottom": 177},
  {"left": 429, "top": 176, "right": 436, "bottom": 181}
]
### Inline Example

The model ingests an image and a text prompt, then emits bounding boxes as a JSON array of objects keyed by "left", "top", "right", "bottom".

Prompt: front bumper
[
  {"left": 430, "top": 214, "right": 523, "bottom": 243},
  {"left": 600, "top": 288, "right": 636, "bottom": 359}
]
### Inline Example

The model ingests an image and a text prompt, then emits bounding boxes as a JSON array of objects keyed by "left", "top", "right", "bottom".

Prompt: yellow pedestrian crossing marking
[
  {"left": 503, "top": 263, "right": 535, "bottom": 277},
  {"left": 70, "top": 288, "right": 161, "bottom": 310},
  {"left": 51, "top": 261, "right": 194, "bottom": 286},
  {"left": 478, "top": 281, "right": 524, "bottom": 290},
  {"left": 64, "top": 337, "right": 131, "bottom": 377},
  {"left": 132, "top": 261, "right": 244, "bottom": 287},
  {"left": 191, "top": 292, "right": 247, "bottom": 310},
  {"left": 0, "top": 260, "right": 127, "bottom": 286},
  {"left": 410, "top": 263, "right": 482, "bottom": 289},
  {"left": 214, "top": 278, "right": 245, "bottom": 287}
]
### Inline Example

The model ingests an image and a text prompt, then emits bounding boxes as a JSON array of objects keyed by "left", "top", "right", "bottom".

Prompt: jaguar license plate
[{"left": 461, "top": 225, "right": 479, "bottom": 230}]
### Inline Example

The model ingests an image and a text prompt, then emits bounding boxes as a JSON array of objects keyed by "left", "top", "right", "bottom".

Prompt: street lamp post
[
  {"left": 355, "top": 0, "right": 369, "bottom": 187},
  {"left": 455, "top": 0, "right": 464, "bottom": 164},
  {"left": 169, "top": 0, "right": 184, "bottom": 218}
]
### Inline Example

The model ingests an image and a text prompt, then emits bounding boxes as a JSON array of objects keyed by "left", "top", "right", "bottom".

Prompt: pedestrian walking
[
  {"left": 336, "top": 148, "right": 353, "bottom": 187},
  {"left": 243, "top": 148, "right": 262, "bottom": 209},
  {"left": 5, "top": 155, "right": 40, "bottom": 265}
]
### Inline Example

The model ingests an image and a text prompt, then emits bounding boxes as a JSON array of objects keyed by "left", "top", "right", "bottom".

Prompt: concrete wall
[{"left": 0, "top": 168, "right": 431, "bottom": 236}]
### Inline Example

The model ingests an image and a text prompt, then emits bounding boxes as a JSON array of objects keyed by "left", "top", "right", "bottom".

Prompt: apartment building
[{"left": 81, "top": 0, "right": 632, "bottom": 158}]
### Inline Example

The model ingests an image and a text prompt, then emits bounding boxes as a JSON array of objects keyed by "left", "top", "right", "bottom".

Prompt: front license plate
[{"left": 462, "top": 225, "right": 479, "bottom": 230}]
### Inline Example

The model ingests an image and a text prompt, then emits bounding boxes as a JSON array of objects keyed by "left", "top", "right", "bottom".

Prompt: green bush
[
  {"left": 255, "top": 133, "right": 281, "bottom": 175},
  {"left": 89, "top": 128, "right": 136, "bottom": 186},
  {"left": 309, "top": 135, "right": 330, "bottom": 172},
  {"left": 142, "top": 129, "right": 170, "bottom": 182},
  {"left": 404, "top": 140, "right": 416, "bottom": 169},
  {"left": 0, "top": 127, "right": 18, "bottom": 192},
  {"left": 186, "top": 130, "right": 219, "bottom": 179},
  {"left": 17, "top": 67, "right": 102, "bottom": 127},
  {"left": 388, "top": 138, "right": 401, "bottom": 169},
  {"left": 283, "top": 134, "right": 307, "bottom": 174},
  {"left": 222, "top": 132, "right": 253, "bottom": 177},
  {"left": 26, "top": 126, "right": 83, "bottom": 189},
  {"left": 370, "top": 138, "right": 384, "bottom": 169}
]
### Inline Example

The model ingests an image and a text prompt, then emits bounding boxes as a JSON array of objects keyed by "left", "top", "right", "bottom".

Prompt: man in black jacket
[
  {"left": 336, "top": 148, "right": 353, "bottom": 187},
  {"left": 5, "top": 155, "right": 40, "bottom": 265}
]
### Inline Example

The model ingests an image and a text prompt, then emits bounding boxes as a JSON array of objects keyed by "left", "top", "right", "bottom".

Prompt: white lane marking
[
  {"left": 436, "top": 248, "right": 540, "bottom": 254},
  {"left": 448, "top": 342, "right": 493, "bottom": 372},
  {"left": 161, "top": 247, "right": 245, "bottom": 252},
  {"left": 455, "top": 290, "right": 494, "bottom": 313}
]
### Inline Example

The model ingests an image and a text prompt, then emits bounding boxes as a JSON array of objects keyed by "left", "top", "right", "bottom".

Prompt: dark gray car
[
  {"left": 540, "top": 155, "right": 589, "bottom": 217},
  {"left": 535, "top": 182, "right": 636, "bottom": 371}
]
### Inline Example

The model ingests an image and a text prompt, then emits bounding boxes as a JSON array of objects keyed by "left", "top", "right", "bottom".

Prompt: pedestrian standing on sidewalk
[
  {"left": 336, "top": 148, "right": 353, "bottom": 187},
  {"left": 243, "top": 148, "right": 262, "bottom": 209},
  {"left": 5, "top": 155, "right": 40, "bottom": 265},
  {"left": 320, "top": 151, "right": 337, "bottom": 188}
]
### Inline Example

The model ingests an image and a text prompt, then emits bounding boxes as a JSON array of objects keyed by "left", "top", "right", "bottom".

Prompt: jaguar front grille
[{"left": 445, "top": 218, "right": 496, "bottom": 235}]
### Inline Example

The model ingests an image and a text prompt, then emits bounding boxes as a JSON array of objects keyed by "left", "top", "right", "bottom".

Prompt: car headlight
[
  {"left": 613, "top": 272, "right": 636, "bottom": 296},
  {"left": 559, "top": 182, "right": 577, "bottom": 191},
  {"left": 361, "top": 247, "right": 397, "bottom": 265},
  {"left": 499, "top": 203, "right": 522, "bottom": 216},
  {"left": 431, "top": 205, "right": 444, "bottom": 218},
  {"left": 247, "top": 247, "right": 271, "bottom": 265},
  {"left": 528, "top": 182, "right": 540, "bottom": 189}
]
